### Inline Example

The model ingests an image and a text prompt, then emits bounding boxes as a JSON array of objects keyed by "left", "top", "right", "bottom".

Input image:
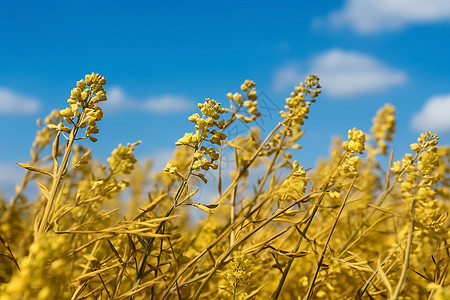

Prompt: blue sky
[{"left": 1, "top": 0, "right": 450, "bottom": 197}]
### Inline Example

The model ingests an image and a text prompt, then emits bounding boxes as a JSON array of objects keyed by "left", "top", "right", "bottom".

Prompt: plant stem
[
  {"left": 392, "top": 199, "right": 415, "bottom": 299},
  {"left": 304, "top": 175, "right": 357, "bottom": 300},
  {"left": 191, "top": 191, "right": 322, "bottom": 300},
  {"left": 36, "top": 125, "right": 80, "bottom": 236},
  {"left": 271, "top": 153, "right": 347, "bottom": 299}
]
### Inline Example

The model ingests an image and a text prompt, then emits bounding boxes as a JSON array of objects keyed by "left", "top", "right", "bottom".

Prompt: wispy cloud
[
  {"left": 316, "top": 0, "right": 450, "bottom": 34},
  {"left": 272, "top": 62, "right": 304, "bottom": 93},
  {"left": 411, "top": 94, "right": 450, "bottom": 134},
  {"left": 0, "top": 87, "right": 41, "bottom": 115},
  {"left": 0, "top": 161, "right": 24, "bottom": 197},
  {"left": 272, "top": 49, "right": 407, "bottom": 97},
  {"left": 105, "top": 86, "right": 194, "bottom": 114}
]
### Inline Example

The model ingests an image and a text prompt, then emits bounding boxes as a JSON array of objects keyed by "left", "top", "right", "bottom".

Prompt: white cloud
[
  {"left": 107, "top": 86, "right": 128, "bottom": 106},
  {"left": 272, "top": 49, "right": 407, "bottom": 97},
  {"left": 0, "top": 87, "right": 41, "bottom": 115},
  {"left": 273, "top": 62, "right": 303, "bottom": 92},
  {"left": 320, "top": 0, "right": 450, "bottom": 34},
  {"left": 105, "top": 86, "right": 194, "bottom": 114},
  {"left": 311, "top": 49, "right": 407, "bottom": 97},
  {"left": 143, "top": 95, "right": 194, "bottom": 113},
  {"left": 411, "top": 94, "right": 450, "bottom": 133}
]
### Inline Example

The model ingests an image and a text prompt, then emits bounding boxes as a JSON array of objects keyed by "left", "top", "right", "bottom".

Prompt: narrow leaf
[
  {"left": 107, "top": 239, "right": 124, "bottom": 264},
  {"left": 36, "top": 182, "right": 50, "bottom": 201},
  {"left": 17, "top": 162, "right": 53, "bottom": 178},
  {"left": 179, "top": 189, "right": 199, "bottom": 205},
  {"left": 188, "top": 202, "right": 218, "bottom": 214}
]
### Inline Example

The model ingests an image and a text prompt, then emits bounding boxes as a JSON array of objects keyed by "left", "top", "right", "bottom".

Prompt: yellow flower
[{"left": 342, "top": 127, "right": 366, "bottom": 154}]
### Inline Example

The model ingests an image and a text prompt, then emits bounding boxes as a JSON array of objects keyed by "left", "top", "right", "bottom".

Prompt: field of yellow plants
[{"left": 0, "top": 73, "right": 449, "bottom": 299}]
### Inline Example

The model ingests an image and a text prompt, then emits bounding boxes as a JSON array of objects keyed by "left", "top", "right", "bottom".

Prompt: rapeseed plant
[{"left": 0, "top": 73, "right": 448, "bottom": 300}]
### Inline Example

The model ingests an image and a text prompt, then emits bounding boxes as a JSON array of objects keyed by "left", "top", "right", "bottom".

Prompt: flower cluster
[
  {"left": 226, "top": 79, "right": 260, "bottom": 123},
  {"left": 277, "top": 161, "right": 309, "bottom": 201},
  {"left": 50, "top": 73, "right": 107, "bottom": 142},
  {"left": 333, "top": 128, "right": 366, "bottom": 179},
  {"left": 274, "top": 75, "right": 321, "bottom": 153},
  {"left": 164, "top": 161, "right": 179, "bottom": 176},
  {"left": 191, "top": 146, "right": 220, "bottom": 171},
  {"left": 392, "top": 132, "right": 442, "bottom": 230},
  {"left": 370, "top": 104, "right": 395, "bottom": 155},
  {"left": 280, "top": 75, "right": 321, "bottom": 126},
  {"left": 220, "top": 253, "right": 254, "bottom": 299},
  {"left": 187, "top": 99, "right": 227, "bottom": 141},
  {"left": 338, "top": 156, "right": 360, "bottom": 178},
  {"left": 166, "top": 98, "right": 227, "bottom": 178},
  {"left": 342, "top": 128, "right": 366, "bottom": 154},
  {"left": 107, "top": 141, "right": 141, "bottom": 175},
  {"left": 83, "top": 142, "right": 141, "bottom": 199},
  {"left": 391, "top": 132, "right": 440, "bottom": 177}
]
